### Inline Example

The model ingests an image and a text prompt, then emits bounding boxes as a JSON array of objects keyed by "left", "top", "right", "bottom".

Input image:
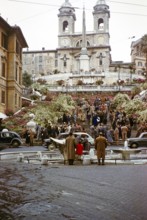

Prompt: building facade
[
  {"left": 0, "top": 16, "right": 28, "bottom": 113},
  {"left": 131, "top": 38, "right": 146, "bottom": 75},
  {"left": 23, "top": 0, "right": 111, "bottom": 77}
]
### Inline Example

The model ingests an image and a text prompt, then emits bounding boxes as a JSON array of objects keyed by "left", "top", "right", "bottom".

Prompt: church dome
[
  {"left": 93, "top": 0, "right": 109, "bottom": 13},
  {"left": 59, "top": 0, "right": 76, "bottom": 20}
]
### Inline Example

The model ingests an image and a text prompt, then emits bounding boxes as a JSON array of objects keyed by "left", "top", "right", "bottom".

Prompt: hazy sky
[{"left": 1, "top": 0, "right": 147, "bottom": 62}]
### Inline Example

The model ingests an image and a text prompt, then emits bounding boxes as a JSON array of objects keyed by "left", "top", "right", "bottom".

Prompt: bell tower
[
  {"left": 92, "top": 0, "right": 111, "bottom": 71},
  {"left": 93, "top": 0, "right": 110, "bottom": 33},
  {"left": 58, "top": 0, "right": 76, "bottom": 47}
]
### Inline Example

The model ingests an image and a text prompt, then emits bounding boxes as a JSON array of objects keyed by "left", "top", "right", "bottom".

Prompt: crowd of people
[{"left": 20, "top": 95, "right": 147, "bottom": 165}]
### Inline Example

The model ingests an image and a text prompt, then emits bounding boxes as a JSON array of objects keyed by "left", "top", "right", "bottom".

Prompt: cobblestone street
[{"left": 0, "top": 161, "right": 147, "bottom": 220}]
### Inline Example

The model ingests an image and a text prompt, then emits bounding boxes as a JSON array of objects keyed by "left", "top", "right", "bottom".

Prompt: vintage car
[
  {"left": 0, "top": 131, "right": 22, "bottom": 149},
  {"left": 43, "top": 132, "right": 94, "bottom": 148},
  {"left": 127, "top": 132, "right": 147, "bottom": 148}
]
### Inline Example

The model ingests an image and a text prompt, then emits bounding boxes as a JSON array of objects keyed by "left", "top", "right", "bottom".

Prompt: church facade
[{"left": 22, "top": 0, "right": 111, "bottom": 76}]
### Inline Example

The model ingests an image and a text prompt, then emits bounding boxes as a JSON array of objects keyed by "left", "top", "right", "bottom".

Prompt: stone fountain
[{"left": 112, "top": 141, "right": 141, "bottom": 160}]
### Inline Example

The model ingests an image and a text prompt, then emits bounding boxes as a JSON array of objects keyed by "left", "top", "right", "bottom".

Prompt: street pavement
[{"left": 0, "top": 146, "right": 147, "bottom": 220}]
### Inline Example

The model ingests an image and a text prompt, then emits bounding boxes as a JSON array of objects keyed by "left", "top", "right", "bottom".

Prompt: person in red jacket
[{"left": 76, "top": 139, "right": 83, "bottom": 160}]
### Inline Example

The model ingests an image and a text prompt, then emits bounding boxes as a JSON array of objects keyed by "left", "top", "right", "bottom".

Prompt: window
[
  {"left": 39, "top": 56, "right": 42, "bottom": 62},
  {"left": 98, "top": 18, "right": 104, "bottom": 30},
  {"left": 55, "top": 53, "right": 58, "bottom": 59},
  {"left": 2, "top": 62, "right": 6, "bottom": 77},
  {"left": 15, "top": 63, "right": 18, "bottom": 81},
  {"left": 76, "top": 40, "right": 82, "bottom": 47},
  {"left": 63, "top": 21, "right": 69, "bottom": 32},
  {"left": 1, "top": 90, "right": 6, "bottom": 104},
  {"left": 138, "top": 62, "right": 142, "bottom": 67},
  {"left": 39, "top": 65, "right": 42, "bottom": 72},
  {"left": 15, "top": 93, "right": 17, "bottom": 106},
  {"left": 19, "top": 96, "right": 21, "bottom": 107},
  {"left": 16, "top": 40, "right": 22, "bottom": 59},
  {"left": 55, "top": 60, "right": 58, "bottom": 67},
  {"left": 19, "top": 67, "right": 21, "bottom": 84},
  {"left": 1, "top": 32, "right": 8, "bottom": 50}
]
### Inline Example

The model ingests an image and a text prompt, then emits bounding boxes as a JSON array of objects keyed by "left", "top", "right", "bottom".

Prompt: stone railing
[{"left": 46, "top": 85, "right": 134, "bottom": 92}]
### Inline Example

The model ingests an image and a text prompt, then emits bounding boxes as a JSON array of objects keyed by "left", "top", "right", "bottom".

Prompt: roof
[
  {"left": 0, "top": 16, "right": 28, "bottom": 48},
  {"left": 61, "top": 0, "right": 72, "bottom": 7},
  {"left": 11, "top": 25, "right": 28, "bottom": 48}
]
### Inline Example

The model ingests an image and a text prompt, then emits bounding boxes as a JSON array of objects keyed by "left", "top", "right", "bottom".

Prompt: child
[{"left": 76, "top": 139, "right": 83, "bottom": 160}]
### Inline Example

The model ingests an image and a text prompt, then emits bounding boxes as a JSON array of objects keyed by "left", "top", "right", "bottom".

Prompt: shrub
[{"left": 4, "top": 109, "right": 14, "bottom": 116}]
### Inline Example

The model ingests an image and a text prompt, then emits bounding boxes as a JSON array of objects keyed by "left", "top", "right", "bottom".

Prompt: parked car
[
  {"left": 127, "top": 132, "right": 147, "bottom": 148},
  {"left": 0, "top": 131, "right": 22, "bottom": 148},
  {"left": 43, "top": 132, "right": 94, "bottom": 148}
]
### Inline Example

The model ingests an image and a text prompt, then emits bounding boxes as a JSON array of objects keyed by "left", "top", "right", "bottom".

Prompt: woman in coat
[
  {"left": 65, "top": 132, "right": 76, "bottom": 165},
  {"left": 95, "top": 132, "right": 108, "bottom": 165}
]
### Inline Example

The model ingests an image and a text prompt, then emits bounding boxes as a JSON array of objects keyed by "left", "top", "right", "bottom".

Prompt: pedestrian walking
[
  {"left": 29, "top": 129, "right": 35, "bottom": 146},
  {"left": 95, "top": 132, "right": 108, "bottom": 165},
  {"left": 65, "top": 132, "right": 76, "bottom": 165},
  {"left": 121, "top": 124, "right": 128, "bottom": 141}
]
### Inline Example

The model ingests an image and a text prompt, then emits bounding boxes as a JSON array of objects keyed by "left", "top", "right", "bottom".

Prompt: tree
[
  {"left": 131, "top": 86, "right": 141, "bottom": 97},
  {"left": 22, "top": 71, "right": 33, "bottom": 87},
  {"left": 141, "top": 34, "right": 147, "bottom": 80},
  {"left": 95, "top": 80, "right": 103, "bottom": 85},
  {"left": 77, "top": 80, "right": 84, "bottom": 85}
]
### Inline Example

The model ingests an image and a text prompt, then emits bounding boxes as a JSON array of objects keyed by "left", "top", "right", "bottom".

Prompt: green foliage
[
  {"left": 22, "top": 71, "right": 33, "bottom": 87},
  {"left": 123, "top": 99, "right": 145, "bottom": 116},
  {"left": 138, "top": 109, "right": 147, "bottom": 122},
  {"left": 30, "top": 94, "right": 40, "bottom": 100},
  {"left": 131, "top": 86, "right": 141, "bottom": 97},
  {"left": 3, "top": 95, "right": 75, "bottom": 135},
  {"left": 77, "top": 80, "right": 83, "bottom": 85},
  {"left": 51, "top": 94, "right": 75, "bottom": 113},
  {"left": 95, "top": 80, "right": 103, "bottom": 85},
  {"left": 142, "top": 83, "right": 147, "bottom": 90},
  {"left": 4, "top": 109, "right": 14, "bottom": 116},
  {"left": 31, "top": 82, "right": 41, "bottom": 90},
  {"left": 37, "top": 78, "right": 47, "bottom": 85},
  {"left": 111, "top": 93, "right": 130, "bottom": 109}
]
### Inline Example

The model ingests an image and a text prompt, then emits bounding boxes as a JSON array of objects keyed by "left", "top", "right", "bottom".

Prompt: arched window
[
  {"left": 63, "top": 21, "right": 69, "bottom": 32},
  {"left": 98, "top": 18, "right": 104, "bottom": 30},
  {"left": 87, "top": 41, "right": 90, "bottom": 46},
  {"left": 76, "top": 40, "right": 90, "bottom": 47},
  {"left": 76, "top": 41, "right": 80, "bottom": 47}
]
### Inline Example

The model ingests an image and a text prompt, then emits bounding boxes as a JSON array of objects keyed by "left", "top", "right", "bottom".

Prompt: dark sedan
[
  {"left": 0, "top": 131, "right": 22, "bottom": 149},
  {"left": 127, "top": 132, "right": 147, "bottom": 148}
]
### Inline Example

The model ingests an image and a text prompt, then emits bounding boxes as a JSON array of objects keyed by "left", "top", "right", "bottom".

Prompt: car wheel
[
  {"left": 130, "top": 142, "right": 138, "bottom": 148},
  {"left": 12, "top": 140, "right": 20, "bottom": 148}
]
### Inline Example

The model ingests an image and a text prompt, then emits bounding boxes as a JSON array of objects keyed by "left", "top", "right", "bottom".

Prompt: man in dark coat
[
  {"left": 65, "top": 132, "right": 76, "bottom": 165},
  {"left": 95, "top": 132, "right": 108, "bottom": 165}
]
